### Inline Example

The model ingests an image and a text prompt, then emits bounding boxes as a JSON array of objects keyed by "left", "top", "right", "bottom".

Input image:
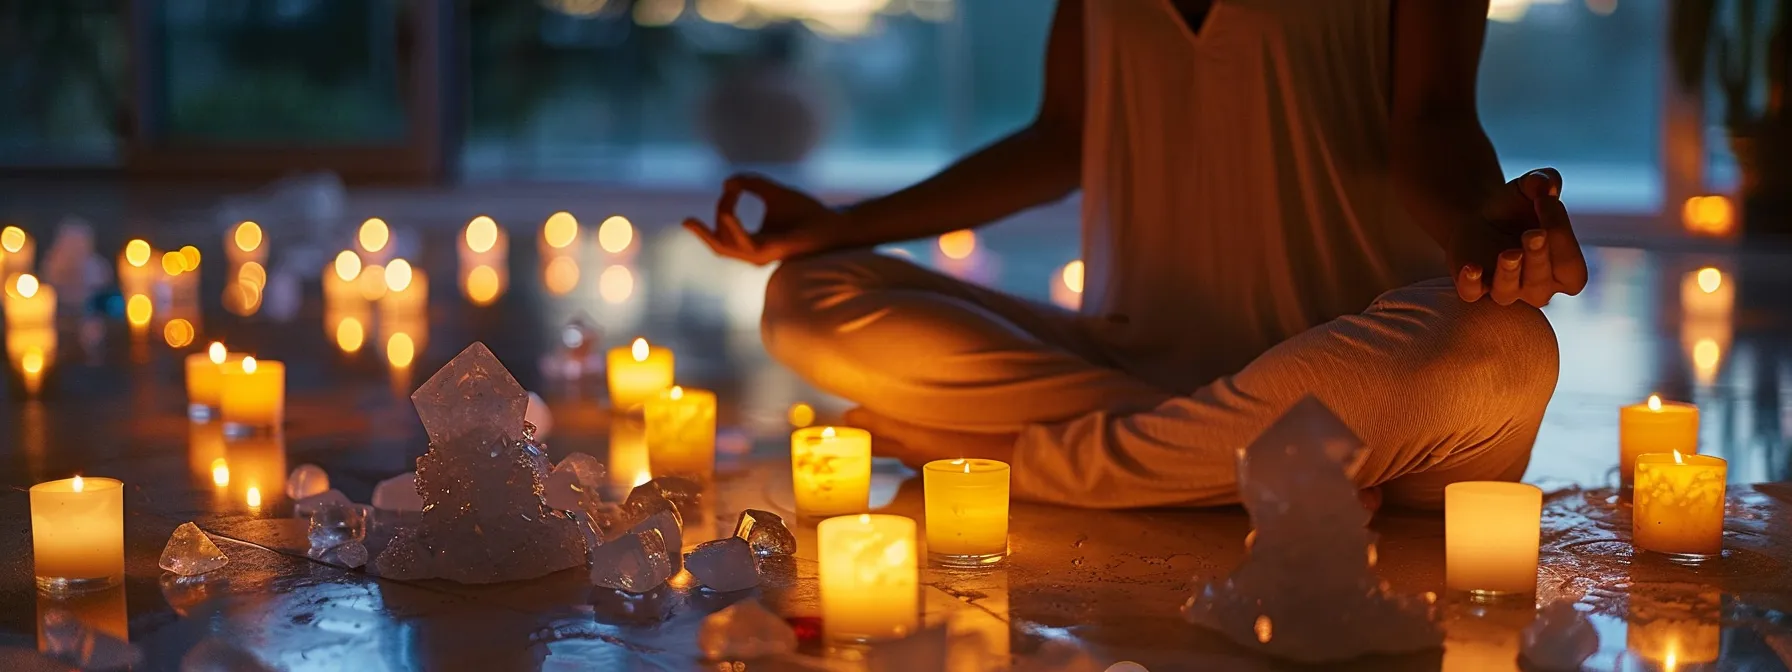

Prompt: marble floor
[{"left": 0, "top": 179, "right": 1789, "bottom": 671}]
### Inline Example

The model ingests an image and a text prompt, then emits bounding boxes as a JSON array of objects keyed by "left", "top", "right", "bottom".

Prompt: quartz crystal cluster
[
  {"left": 1181, "top": 396, "right": 1442, "bottom": 663},
  {"left": 373, "top": 342, "right": 587, "bottom": 583}
]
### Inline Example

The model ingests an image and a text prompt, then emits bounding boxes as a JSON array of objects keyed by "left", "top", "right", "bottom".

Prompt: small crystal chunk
[
  {"left": 590, "top": 526, "right": 674, "bottom": 593},
  {"left": 159, "top": 522, "right": 229, "bottom": 576},
  {"left": 307, "top": 502, "right": 370, "bottom": 549},
  {"left": 285, "top": 464, "right": 330, "bottom": 500},
  {"left": 685, "top": 538, "right": 759, "bottom": 592},
  {"left": 732, "top": 508, "right": 796, "bottom": 557},
  {"left": 293, "top": 489, "right": 351, "bottom": 519}
]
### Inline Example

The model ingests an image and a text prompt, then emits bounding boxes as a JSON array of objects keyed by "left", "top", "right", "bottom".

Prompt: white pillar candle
[
  {"left": 31, "top": 476, "right": 125, "bottom": 594},
  {"left": 819, "top": 514, "right": 918, "bottom": 642},
  {"left": 791, "top": 426, "right": 872, "bottom": 520},
  {"left": 1445, "top": 481, "right": 1541, "bottom": 599}
]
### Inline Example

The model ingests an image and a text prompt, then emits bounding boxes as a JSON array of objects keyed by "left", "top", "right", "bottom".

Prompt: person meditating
[{"left": 685, "top": 0, "right": 1586, "bottom": 509}]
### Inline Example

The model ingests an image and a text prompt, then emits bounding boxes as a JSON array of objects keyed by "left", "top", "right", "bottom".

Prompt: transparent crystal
[
  {"left": 159, "top": 522, "right": 229, "bottom": 576},
  {"left": 307, "top": 502, "right": 370, "bottom": 549},
  {"left": 410, "top": 341, "right": 529, "bottom": 447},
  {"left": 621, "top": 482, "right": 684, "bottom": 530},
  {"left": 1180, "top": 396, "right": 1440, "bottom": 663},
  {"left": 334, "top": 541, "right": 370, "bottom": 568},
  {"left": 685, "top": 538, "right": 758, "bottom": 592},
  {"left": 732, "top": 508, "right": 796, "bottom": 557},
  {"left": 293, "top": 489, "right": 352, "bottom": 519},
  {"left": 40, "top": 609, "right": 142, "bottom": 670},
  {"left": 590, "top": 526, "right": 674, "bottom": 593},
  {"left": 179, "top": 638, "right": 278, "bottom": 672},
  {"left": 698, "top": 600, "right": 797, "bottom": 661},
  {"left": 1520, "top": 601, "right": 1599, "bottom": 671},
  {"left": 285, "top": 464, "right": 330, "bottom": 500},
  {"left": 371, "top": 472, "right": 424, "bottom": 512},
  {"left": 544, "top": 452, "right": 606, "bottom": 516}
]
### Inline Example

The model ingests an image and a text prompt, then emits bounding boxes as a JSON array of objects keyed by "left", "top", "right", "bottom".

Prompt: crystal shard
[
  {"left": 698, "top": 600, "right": 797, "bottom": 661},
  {"left": 371, "top": 472, "right": 424, "bottom": 512},
  {"left": 732, "top": 508, "right": 796, "bottom": 557},
  {"left": 1181, "top": 396, "right": 1440, "bottom": 663},
  {"left": 306, "top": 502, "right": 370, "bottom": 549},
  {"left": 293, "top": 489, "right": 351, "bottom": 518},
  {"left": 159, "top": 522, "right": 229, "bottom": 576},
  {"left": 410, "top": 341, "right": 529, "bottom": 447},
  {"left": 1520, "top": 601, "right": 1598, "bottom": 671},
  {"left": 623, "top": 479, "right": 689, "bottom": 526},
  {"left": 685, "top": 538, "right": 758, "bottom": 592},
  {"left": 590, "top": 526, "right": 675, "bottom": 593},
  {"left": 333, "top": 541, "right": 370, "bottom": 568},
  {"left": 285, "top": 463, "right": 330, "bottom": 499},
  {"left": 544, "top": 452, "right": 606, "bottom": 516}
]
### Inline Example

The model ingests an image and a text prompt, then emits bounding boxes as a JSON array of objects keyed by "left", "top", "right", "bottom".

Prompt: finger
[
  {"left": 1520, "top": 168, "right": 1563, "bottom": 200},
  {"left": 1491, "top": 250, "right": 1523, "bottom": 305},
  {"left": 1520, "top": 229, "right": 1554, "bottom": 305},
  {"left": 1455, "top": 264, "right": 1485, "bottom": 302},
  {"left": 682, "top": 218, "right": 739, "bottom": 259},
  {"left": 715, "top": 209, "right": 755, "bottom": 248},
  {"left": 1536, "top": 196, "right": 1588, "bottom": 295}
]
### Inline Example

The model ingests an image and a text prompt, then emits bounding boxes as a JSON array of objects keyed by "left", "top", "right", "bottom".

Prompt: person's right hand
[{"left": 683, "top": 174, "right": 846, "bottom": 266}]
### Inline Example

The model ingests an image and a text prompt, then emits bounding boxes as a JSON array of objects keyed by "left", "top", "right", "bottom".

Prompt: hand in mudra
[
  {"left": 1450, "top": 168, "right": 1588, "bottom": 307},
  {"left": 683, "top": 174, "right": 845, "bottom": 266}
]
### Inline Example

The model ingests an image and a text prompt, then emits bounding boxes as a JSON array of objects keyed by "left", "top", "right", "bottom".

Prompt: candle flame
[
  {"left": 465, "top": 216, "right": 498, "bottom": 254},
  {"left": 822, "top": 426, "right": 836, "bottom": 439},
  {"left": 633, "top": 470, "right": 652, "bottom": 487},
  {"left": 543, "top": 211, "right": 579, "bottom": 249},
  {"left": 1665, "top": 650, "right": 1678, "bottom": 672},
  {"left": 246, "top": 486, "right": 261, "bottom": 508},
  {"left": 964, "top": 462, "right": 971, "bottom": 474},
  {"left": 126, "top": 294, "right": 153, "bottom": 326},
  {"left": 0, "top": 226, "right": 23, "bottom": 253},
  {"left": 208, "top": 342, "right": 226, "bottom": 364},
  {"left": 598, "top": 216, "right": 634, "bottom": 254},
  {"left": 21, "top": 348, "right": 44, "bottom": 374},
  {"left": 631, "top": 338, "right": 648, "bottom": 362},
  {"left": 124, "top": 239, "right": 151, "bottom": 267},
  {"left": 858, "top": 513, "right": 871, "bottom": 524},
  {"left": 1696, "top": 267, "right": 1722, "bottom": 294},
  {"left": 235, "top": 221, "right": 263, "bottom": 253},
  {"left": 211, "top": 459, "right": 230, "bottom": 487},
  {"left": 1673, "top": 449, "right": 1685, "bottom": 465},
  {"left": 1061, "top": 260, "right": 1085, "bottom": 293},
  {"left": 388, "top": 333, "right": 415, "bottom": 369},
  {"left": 72, "top": 475, "right": 84, "bottom": 492},
  {"left": 359, "top": 218, "right": 390, "bottom": 253},
  {"left": 1254, "top": 615, "right": 1273, "bottom": 643},
  {"left": 670, "top": 386, "right": 684, "bottom": 400},
  {"left": 1648, "top": 395, "right": 1662, "bottom": 412},
  {"left": 334, "top": 250, "right": 362, "bottom": 282},
  {"left": 15, "top": 273, "right": 37, "bottom": 298},
  {"left": 386, "top": 258, "right": 414, "bottom": 292},
  {"left": 242, "top": 356, "right": 258, "bottom": 374}
]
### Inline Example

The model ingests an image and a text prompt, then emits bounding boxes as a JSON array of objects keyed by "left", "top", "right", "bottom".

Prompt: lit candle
[
  {"left": 923, "top": 458, "right": 1010, "bottom": 566},
  {"left": 1619, "top": 395, "right": 1699, "bottom": 490},
  {"left": 607, "top": 337, "right": 674, "bottom": 409},
  {"left": 380, "top": 258, "right": 428, "bottom": 318},
  {"left": 2, "top": 225, "right": 35, "bottom": 275},
  {"left": 1444, "top": 481, "right": 1542, "bottom": 599},
  {"left": 1633, "top": 451, "right": 1726, "bottom": 559},
  {"left": 596, "top": 215, "right": 635, "bottom": 258},
  {"left": 819, "top": 514, "right": 918, "bottom": 642},
  {"left": 323, "top": 250, "right": 363, "bottom": 304},
  {"left": 220, "top": 356, "right": 285, "bottom": 435},
  {"left": 358, "top": 218, "right": 394, "bottom": 265},
  {"left": 791, "top": 426, "right": 872, "bottom": 520},
  {"left": 30, "top": 476, "right": 125, "bottom": 594},
  {"left": 116, "top": 239, "right": 160, "bottom": 299},
  {"left": 1680, "top": 267, "right": 1734, "bottom": 320},
  {"left": 226, "top": 221, "right": 267, "bottom": 268},
  {"left": 541, "top": 211, "right": 581, "bottom": 254},
  {"left": 459, "top": 215, "right": 508, "bottom": 268},
  {"left": 644, "top": 385, "right": 717, "bottom": 480},
  {"left": 9, "top": 324, "right": 55, "bottom": 395},
  {"left": 1627, "top": 590, "right": 1721, "bottom": 666},
  {"left": 185, "top": 342, "right": 246, "bottom": 421},
  {"left": 4, "top": 273, "right": 56, "bottom": 328}
]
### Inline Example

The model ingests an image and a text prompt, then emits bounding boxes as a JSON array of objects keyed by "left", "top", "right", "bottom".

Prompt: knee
[
  {"left": 760, "top": 250, "right": 883, "bottom": 365},
  {"left": 1432, "top": 298, "right": 1560, "bottom": 425}
]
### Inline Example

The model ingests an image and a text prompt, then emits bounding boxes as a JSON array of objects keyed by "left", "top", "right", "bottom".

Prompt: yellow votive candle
[
  {"left": 459, "top": 215, "right": 508, "bottom": 268},
  {"left": 5, "top": 274, "right": 56, "bottom": 328},
  {"left": 379, "top": 259, "right": 428, "bottom": 318},
  {"left": 116, "top": 240, "right": 160, "bottom": 299},
  {"left": 1633, "top": 451, "right": 1726, "bottom": 558},
  {"left": 185, "top": 343, "right": 245, "bottom": 419},
  {"left": 1619, "top": 395, "right": 1698, "bottom": 489},
  {"left": 819, "top": 514, "right": 918, "bottom": 641},
  {"left": 923, "top": 458, "right": 1010, "bottom": 565},
  {"left": 644, "top": 386, "right": 717, "bottom": 480},
  {"left": 607, "top": 337, "right": 674, "bottom": 408},
  {"left": 791, "top": 426, "right": 872, "bottom": 520},
  {"left": 31, "top": 476, "right": 125, "bottom": 594},
  {"left": 323, "top": 251, "right": 363, "bottom": 304},
  {"left": 1444, "top": 481, "right": 1542, "bottom": 598},
  {"left": 221, "top": 356, "right": 285, "bottom": 433},
  {"left": 2, "top": 225, "right": 35, "bottom": 275}
]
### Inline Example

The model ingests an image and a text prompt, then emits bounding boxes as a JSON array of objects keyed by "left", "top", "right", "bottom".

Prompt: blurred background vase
[
  {"left": 698, "top": 23, "right": 827, "bottom": 167},
  {"left": 1673, "top": 0, "right": 1792, "bottom": 240}
]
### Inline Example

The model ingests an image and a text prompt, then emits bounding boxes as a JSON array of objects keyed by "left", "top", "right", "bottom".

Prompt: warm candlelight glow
[
  {"left": 385, "top": 259, "right": 413, "bottom": 292},
  {"left": 1695, "top": 268, "right": 1721, "bottom": 294},
  {"left": 1445, "top": 481, "right": 1542, "bottom": 598},
  {"left": 125, "top": 294, "right": 152, "bottom": 326},
  {"left": 163, "top": 319, "right": 195, "bottom": 348},
  {"left": 21, "top": 348, "right": 44, "bottom": 374},
  {"left": 543, "top": 211, "right": 579, "bottom": 249},
  {"left": 789, "top": 402, "right": 815, "bottom": 427},
  {"left": 16, "top": 273, "right": 36, "bottom": 298},
  {"left": 465, "top": 265, "right": 500, "bottom": 305},
  {"left": 180, "top": 246, "right": 202, "bottom": 270},
  {"left": 0, "top": 226, "right": 23, "bottom": 253},
  {"left": 211, "top": 459, "right": 230, "bottom": 487},
  {"left": 243, "top": 356, "right": 258, "bottom": 374},
  {"left": 359, "top": 218, "right": 390, "bottom": 253},
  {"left": 335, "top": 250, "right": 362, "bottom": 282},
  {"left": 543, "top": 256, "right": 580, "bottom": 295},
  {"left": 466, "top": 216, "right": 498, "bottom": 254},
  {"left": 670, "top": 385, "right": 684, "bottom": 399},
  {"left": 246, "top": 486, "right": 262, "bottom": 508},
  {"left": 31, "top": 476, "right": 125, "bottom": 594},
  {"left": 923, "top": 458, "right": 1011, "bottom": 566},
  {"left": 187, "top": 346, "right": 246, "bottom": 420},
  {"left": 598, "top": 215, "right": 634, "bottom": 254},
  {"left": 234, "top": 221, "right": 263, "bottom": 252},
  {"left": 336, "top": 318, "right": 365, "bottom": 353},
  {"left": 645, "top": 386, "right": 718, "bottom": 480},
  {"left": 633, "top": 338, "right": 648, "bottom": 362},
  {"left": 1062, "top": 260, "right": 1084, "bottom": 293},
  {"left": 357, "top": 264, "right": 388, "bottom": 301},
  {"left": 1681, "top": 195, "right": 1734, "bottom": 236},
  {"left": 819, "top": 514, "right": 918, "bottom": 642},
  {"left": 161, "top": 251, "right": 186, "bottom": 275},
  {"left": 387, "top": 333, "right": 416, "bottom": 368},
  {"left": 124, "top": 239, "right": 150, "bottom": 267},
  {"left": 792, "top": 426, "right": 872, "bottom": 519},
  {"left": 222, "top": 356, "right": 285, "bottom": 433},
  {"left": 1628, "top": 590, "right": 1722, "bottom": 667},
  {"left": 1634, "top": 452, "right": 1727, "bottom": 558},
  {"left": 238, "top": 261, "right": 267, "bottom": 290},
  {"left": 1620, "top": 397, "right": 1699, "bottom": 490},
  {"left": 599, "top": 264, "right": 634, "bottom": 303},
  {"left": 72, "top": 475, "right": 84, "bottom": 492},
  {"left": 208, "top": 342, "right": 226, "bottom": 364},
  {"left": 938, "top": 230, "right": 977, "bottom": 260},
  {"left": 608, "top": 338, "right": 674, "bottom": 407},
  {"left": 1255, "top": 616, "right": 1273, "bottom": 643}
]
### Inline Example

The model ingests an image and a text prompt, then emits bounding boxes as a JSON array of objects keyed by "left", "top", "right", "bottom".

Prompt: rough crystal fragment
[
  {"left": 39, "top": 609, "right": 142, "bottom": 670},
  {"left": 333, "top": 541, "right": 370, "bottom": 568},
  {"left": 698, "top": 600, "right": 798, "bottom": 661},
  {"left": 371, "top": 472, "right": 424, "bottom": 512},
  {"left": 544, "top": 452, "right": 606, "bottom": 516},
  {"left": 285, "top": 464, "right": 330, "bottom": 499},
  {"left": 307, "top": 502, "right": 370, "bottom": 550},
  {"left": 410, "top": 341, "right": 529, "bottom": 447},
  {"left": 590, "top": 526, "right": 675, "bottom": 593},
  {"left": 293, "top": 489, "right": 351, "bottom": 519},
  {"left": 159, "top": 522, "right": 229, "bottom": 576},
  {"left": 1180, "top": 396, "right": 1440, "bottom": 663},
  {"left": 732, "top": 508, "right": 796, "bottom": 557},
  {"left": 1520, "top": 601, "right": 1598, "bottom": 671},
  {"left": 374, "top": 528, "right": 434, "bottom": 580},
  {"left": 685, "top": 538, "right": 759, "bottom": 592}
]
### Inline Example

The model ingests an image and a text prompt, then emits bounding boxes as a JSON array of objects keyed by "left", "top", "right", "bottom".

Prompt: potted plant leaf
[{"left": 1672, "top": 0, "right": 1791, "bottom": 238}]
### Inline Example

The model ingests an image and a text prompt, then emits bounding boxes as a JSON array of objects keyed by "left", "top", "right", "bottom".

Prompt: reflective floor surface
[{"left": 0, "top": 179, "right": 1789, "bottom": 671}]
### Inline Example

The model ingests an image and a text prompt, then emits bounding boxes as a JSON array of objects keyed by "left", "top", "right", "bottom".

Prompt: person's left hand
[
  {"left": 1449, "top": 168, "right": 1588, "bottom": 307},
  {"left": 843, "top": 408, "right": 1018, "bottom": 470}
]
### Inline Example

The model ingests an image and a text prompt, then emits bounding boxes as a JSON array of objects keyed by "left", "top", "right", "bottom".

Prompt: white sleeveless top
[{"left": 1079, "top": 0, "right": 1444, "bottom": 390}]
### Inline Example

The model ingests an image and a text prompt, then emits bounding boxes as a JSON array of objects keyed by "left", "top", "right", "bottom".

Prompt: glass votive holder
[
  {"left": 307, "top": 503, "right": 370, "bottom": 550},
  {"left": 791, "top": 426, "right": 872, "bottom": 521},
  {"left": 923, "top": 458, "right": 1010, "bottom": 567},
  {"left": 30, "top": 477, "right": 125, "bottom": 595},
  {"left": 1444, "top": 481, "right": 1542, "bottom": 602}
]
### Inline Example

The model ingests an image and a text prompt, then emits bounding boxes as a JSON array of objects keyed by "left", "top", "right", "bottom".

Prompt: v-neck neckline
[{"left": 1155, "top": 0, "right": 1224, "bottom": 47}]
